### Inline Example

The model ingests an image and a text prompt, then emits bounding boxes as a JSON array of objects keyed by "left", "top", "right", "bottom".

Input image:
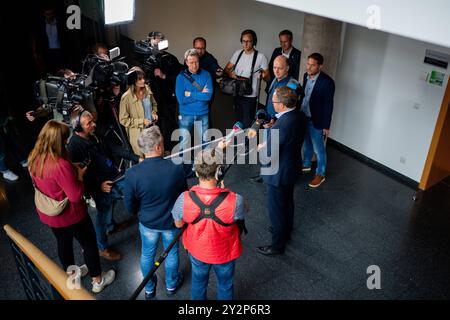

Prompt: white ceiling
[{"left": 256, "top": 0, "right": 450, "bottom": 48}]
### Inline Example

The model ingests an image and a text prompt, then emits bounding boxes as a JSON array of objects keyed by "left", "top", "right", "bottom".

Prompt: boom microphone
[{"left": 164, "top": 122, "right": 245, "bottom": 160}]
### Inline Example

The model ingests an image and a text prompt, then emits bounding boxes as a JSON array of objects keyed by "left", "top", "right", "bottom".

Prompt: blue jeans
[
  {"left": 189, "top": 254, "right": 235, "bottom": 300},
  {"left": 179, "top": 114, "right": 209, "bottom": 151},
  {"left": 139, "top": 224, "right": 180, "bottom": 293},
  {"left": 92, "top": 180, "right": 126, "bottom": 250},
  {"left": 303, "top": 120, "right": 327, "bottom": 176}
]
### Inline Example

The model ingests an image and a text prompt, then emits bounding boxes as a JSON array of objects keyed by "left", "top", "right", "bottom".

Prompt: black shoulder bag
[{"left": 220, "top": 50, "right": 258, "bottom": 97}]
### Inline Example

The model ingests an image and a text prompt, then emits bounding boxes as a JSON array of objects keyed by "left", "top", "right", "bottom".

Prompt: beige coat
[{"left": 119, "top": 85, "right": 158, "bottom": 155}]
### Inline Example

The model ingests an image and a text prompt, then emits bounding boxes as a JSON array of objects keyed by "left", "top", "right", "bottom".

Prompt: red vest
[{"left": 182, "top": 185, "right": 243, "bottom": 264}]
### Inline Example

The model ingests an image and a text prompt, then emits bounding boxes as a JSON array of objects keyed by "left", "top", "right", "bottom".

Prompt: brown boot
[
  {"left": 309, "top": 175, "right": 326, "bottom": 188},
  {"left": 99, "top": 248, "right": 122, "bottom": 261}
]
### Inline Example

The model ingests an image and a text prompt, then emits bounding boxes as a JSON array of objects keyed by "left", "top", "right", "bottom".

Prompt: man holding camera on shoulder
[
  {"left": 224, "top": 30, "right": 270, "bottom": 128},
  {"left": 67, "top": 107, "right": 143, "bottom": 261}
]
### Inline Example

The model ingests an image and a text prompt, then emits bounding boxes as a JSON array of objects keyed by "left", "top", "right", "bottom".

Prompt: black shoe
[
  {"left": 256, "top": 246, "right": 284, "bottom": 256},
  {"left": 145, "top": 275, "right": 157, "bottom": 300},
  {"left": 166, "top": 273, "right": 184, "bottom": 296},
  {"left": 250, "top": 175, "right": 263, "bottom": 183}
]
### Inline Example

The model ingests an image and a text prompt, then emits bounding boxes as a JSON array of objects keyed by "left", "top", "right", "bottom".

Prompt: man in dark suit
[
  {"left": 123, "top": 126, "right": 189, "bottom": 299},
  {"left": 268, "top": 30, "right": 301, "bottom": 85},
  {"left": 257, "top": 86, "right": 306, "bottom": 256},
  {"left": 300, "top": 53, "right": 335, "bottom": 188}
]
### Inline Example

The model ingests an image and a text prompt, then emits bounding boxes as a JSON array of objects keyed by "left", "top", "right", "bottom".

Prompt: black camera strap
[
  {"left": 249, "top": 50, "right": 258, "bottom": 88},
  {"left": 182, "top": 70, "right": 204, "bottom": 92},
  {"left": 188, "top": 191, "right": 234, "bottom": 227},
  {"left": 232, "top": 50, "right": 259, "bottom": 83}
]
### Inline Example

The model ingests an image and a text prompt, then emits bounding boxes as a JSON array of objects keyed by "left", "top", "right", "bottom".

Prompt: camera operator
[
  {"left": 25, "top": 68, "right": 77, "bottom": 123},
  {"left": 120, "top": 66, "right": 158, "bottom": 156},
  {"left": 93, "top": 43, "right": 110, "bottom": 61},
  {"left": 146, "top": 31, "right": 183, "bottom": 150},
  {"left": 67, "top": 107, "right": 142, "bottom": 261},
  {"left": 172, "top": 147, "right": 247, "bottom": 300},
  {"left": 191, "top": 37, "right": 222, "bottom": 81}
]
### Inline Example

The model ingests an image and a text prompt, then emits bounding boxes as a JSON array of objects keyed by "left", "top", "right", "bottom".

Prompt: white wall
[
  {"left": 332, "top": 24, "right": 450, "bottom": 182},
  {"left": 121, "top": 0, "right": 450, "bottom": 182},
  {"left": 122, "top": 0, "right": 304, "bottom": 69},
  {"left": 257, "top": 0, "right": 450, "bottom": 49}
]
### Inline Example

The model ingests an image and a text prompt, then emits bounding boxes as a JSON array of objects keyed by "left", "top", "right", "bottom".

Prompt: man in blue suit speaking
[{"left": 257, "top": 86, "right": 306, "bottom": 256}]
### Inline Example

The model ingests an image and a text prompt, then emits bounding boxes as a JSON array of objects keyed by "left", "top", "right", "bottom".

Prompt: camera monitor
[
  {"left": 109, "top": 47, "right": 121, "bottom": 60},
  {"left": 158, "top": 40, "right": 169, "bottom": 51}
]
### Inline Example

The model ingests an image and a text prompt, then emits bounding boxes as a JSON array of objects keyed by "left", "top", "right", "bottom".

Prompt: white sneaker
[
  {"left": 78, "top": 264, "right": 89, "bottom": 278},
  {"left": 20, "top": 161, "right": 28, "bottom": 168},
  {"left": 86, "top": 198, "right": 96, "bottom": 208},
  {"left": 2, "top": 170, "right": 19, "bottom": 182},
  {"left": 92, "top": 269, "right": 115, "bottom": 293},
  {"left": 66, "top": 264, "right": 89, "bottom": 278}
]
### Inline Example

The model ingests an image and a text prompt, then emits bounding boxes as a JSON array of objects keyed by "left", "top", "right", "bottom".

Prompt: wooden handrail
[{"left": 3, "top": 224, "right": 95, "bottom": 300}]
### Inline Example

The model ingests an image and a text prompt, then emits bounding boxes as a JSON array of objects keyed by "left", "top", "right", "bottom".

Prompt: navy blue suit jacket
[
  {"left": 301, "top": 72, "right": 335, "bottom": 130},
  {"left": 261, "top": 109, "right": 304, "bottom": 187},
  {"left": 123, "top": 157, "right": 191, "bottom": 230}
]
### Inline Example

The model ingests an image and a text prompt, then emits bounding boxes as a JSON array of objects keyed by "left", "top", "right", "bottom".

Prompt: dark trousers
[
  {"left": 233, "top": 96, "right": 257, "bottom": 128},
  {"left": 0, "top": 127, "right": 27, "bottom": 172},
  {"left": 51, "top": 216, "right": 102, "bottom": 278},
  {"left": 267, "top": 184, "right": 295, "bottom": 251}
]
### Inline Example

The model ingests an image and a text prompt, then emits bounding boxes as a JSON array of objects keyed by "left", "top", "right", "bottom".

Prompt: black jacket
[
  {"left": 67, "top": 133, "right": 139, "bottom": 195},
  {"left": 269, "top": 47, "right": 302, "bottom": 81}
]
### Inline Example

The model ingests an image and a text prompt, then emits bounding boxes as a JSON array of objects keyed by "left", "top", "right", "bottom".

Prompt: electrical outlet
[{"left": 400, "top": 157, "right": 407, "bottom": 165}]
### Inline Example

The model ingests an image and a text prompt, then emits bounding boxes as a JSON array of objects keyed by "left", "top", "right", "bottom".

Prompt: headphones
[
  {"left": 240, "top": 29, "right": 257, "bottom": 46},
  {"left": 148, "top": 31, "right": 165, "bottom": 40},
  {"left": 193, "top": 164, "right": 225, "bottom": 181},
  {"left": 73, "top": 108, "right": 87, "bottom": 133},
  {"left": 215, "top": 165, "right": 224, "bottom": 181}
]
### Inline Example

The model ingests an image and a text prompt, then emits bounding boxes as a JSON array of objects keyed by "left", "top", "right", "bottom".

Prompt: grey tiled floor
[{"left": 1, "top": 147, "right": 450, "bottom": 300}]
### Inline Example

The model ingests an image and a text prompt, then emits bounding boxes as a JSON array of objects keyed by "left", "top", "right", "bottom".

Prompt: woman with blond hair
[
  {"left": 120, "top": 66, "right": 158, "bottom": 155},
  {"left": 28, "top": 120, "right": 115, "bottom": 293}
]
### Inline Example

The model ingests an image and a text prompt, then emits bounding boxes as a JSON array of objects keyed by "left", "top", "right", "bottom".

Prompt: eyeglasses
[
  {"left": 241, "top": 40, "right": 253, "bottom": 44},
  {"left": 195, "top": 47, "right": 206, "bottom": 50}
]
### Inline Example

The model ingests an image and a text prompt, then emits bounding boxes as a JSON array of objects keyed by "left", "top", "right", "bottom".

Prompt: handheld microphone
[
  {"left": 224, "top": 122, "right": 244, "bottom": 142},
  {"left": 248, "top": 110, "right": 268, "bottom": 139}
]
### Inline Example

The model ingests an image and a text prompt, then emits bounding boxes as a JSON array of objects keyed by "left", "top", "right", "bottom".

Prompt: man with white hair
[
  {"left": 175, "top": 49, "right": 213, "bottom": 150},
  {"left": 123, "top": 126, "right": 192, "bottom": 299}
]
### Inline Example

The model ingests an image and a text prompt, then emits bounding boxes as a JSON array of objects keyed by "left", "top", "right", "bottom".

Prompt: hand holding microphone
[{"left": 218, "top": 122, "right": 244, "bottom": 149}]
